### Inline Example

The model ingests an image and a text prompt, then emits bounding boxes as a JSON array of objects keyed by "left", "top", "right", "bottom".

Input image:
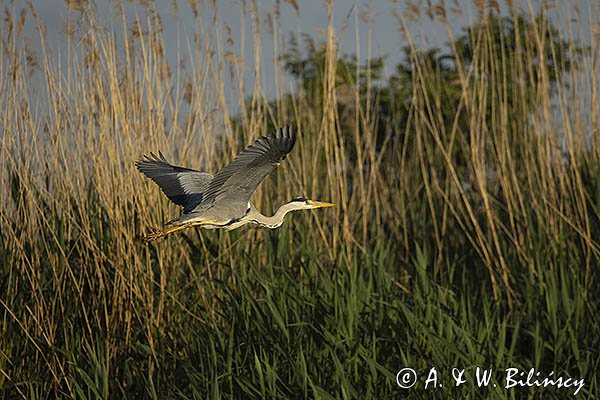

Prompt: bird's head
[{"left": 288, "top": 197, "right": 336, "bottom": 210}]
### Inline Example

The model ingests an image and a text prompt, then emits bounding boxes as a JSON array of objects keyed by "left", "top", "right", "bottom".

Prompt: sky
[{"left": 13, "top": 0, "right": 597, "bottom": 110}]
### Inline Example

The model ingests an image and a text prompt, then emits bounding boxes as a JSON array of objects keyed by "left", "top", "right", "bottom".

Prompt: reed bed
[{"left": 0, "top": 0, "right": 598, "bottom": 398}]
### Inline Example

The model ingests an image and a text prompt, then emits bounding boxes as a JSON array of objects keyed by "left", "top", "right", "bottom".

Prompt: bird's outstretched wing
[
  {"left": 135, "top": 152, "right": 213, "bottom": 213},
  {"left": 194, "top": 125, "right": 296, "bottom": 218}
]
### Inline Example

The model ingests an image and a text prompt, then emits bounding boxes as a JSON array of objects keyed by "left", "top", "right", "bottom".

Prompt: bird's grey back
[{"left": 193, "top": 125, "right": 297, "bottom": 219}]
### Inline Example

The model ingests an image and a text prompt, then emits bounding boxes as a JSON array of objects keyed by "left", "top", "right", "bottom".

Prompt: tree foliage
[{"left": 281, "top": 14, "right": 587, "bottom": 164}]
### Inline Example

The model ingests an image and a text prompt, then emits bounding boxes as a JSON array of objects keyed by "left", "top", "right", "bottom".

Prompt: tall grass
[{"left": 1, "top": 0, "right": 598, "bottom": 398}]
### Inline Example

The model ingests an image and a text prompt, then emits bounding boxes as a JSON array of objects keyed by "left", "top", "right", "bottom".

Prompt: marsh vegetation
[{"left": 0, "top": 0, "right": 598, "bottom": 398}]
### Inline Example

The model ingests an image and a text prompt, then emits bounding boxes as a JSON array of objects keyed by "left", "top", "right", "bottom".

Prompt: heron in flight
[{"left": 136, "top": 125, "right": 335, "bottom": 241}]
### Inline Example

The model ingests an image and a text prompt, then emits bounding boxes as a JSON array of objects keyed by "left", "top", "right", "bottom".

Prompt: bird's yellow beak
[{"left": 307, "top": 200, "right": 336, "bottom": 208}]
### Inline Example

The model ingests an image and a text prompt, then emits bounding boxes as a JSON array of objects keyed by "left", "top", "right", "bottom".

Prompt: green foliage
[
  {"left": 2, "top": 231, "right": 597, "bottom": 398},
  {"left": 282, "top": 14, "right": 588, "bottom": 166}
]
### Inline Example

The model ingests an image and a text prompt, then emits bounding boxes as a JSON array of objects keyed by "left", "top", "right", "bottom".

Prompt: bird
[{"left": 135, "top": 125, "right": 335, "bottom": 241}]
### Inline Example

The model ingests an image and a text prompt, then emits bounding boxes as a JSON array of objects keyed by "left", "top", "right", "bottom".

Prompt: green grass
[{"left": 2, "top": 223, "right": 597, "bottom": 398}]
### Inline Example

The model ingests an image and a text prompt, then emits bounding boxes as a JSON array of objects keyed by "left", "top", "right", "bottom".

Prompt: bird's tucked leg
[{"left": 144, "top": 222, "right": 194, "bottom": 242}]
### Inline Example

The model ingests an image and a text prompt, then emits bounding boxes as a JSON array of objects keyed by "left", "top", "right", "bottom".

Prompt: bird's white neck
[{"left": 250, "top": 202, "right": 304, "bottom": 229}]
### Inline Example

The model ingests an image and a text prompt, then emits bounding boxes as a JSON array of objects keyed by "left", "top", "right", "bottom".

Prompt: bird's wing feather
[
  {"left": 135, "top": 152, "right": 213, "bottom": 212},
  {"left": 195, "top": 125, "right": 296, "bottom": 218}
]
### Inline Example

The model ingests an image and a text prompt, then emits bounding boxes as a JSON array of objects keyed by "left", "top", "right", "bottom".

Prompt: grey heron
[{"left": 136, "top": 125, "right": 335, "bottom": 241}]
